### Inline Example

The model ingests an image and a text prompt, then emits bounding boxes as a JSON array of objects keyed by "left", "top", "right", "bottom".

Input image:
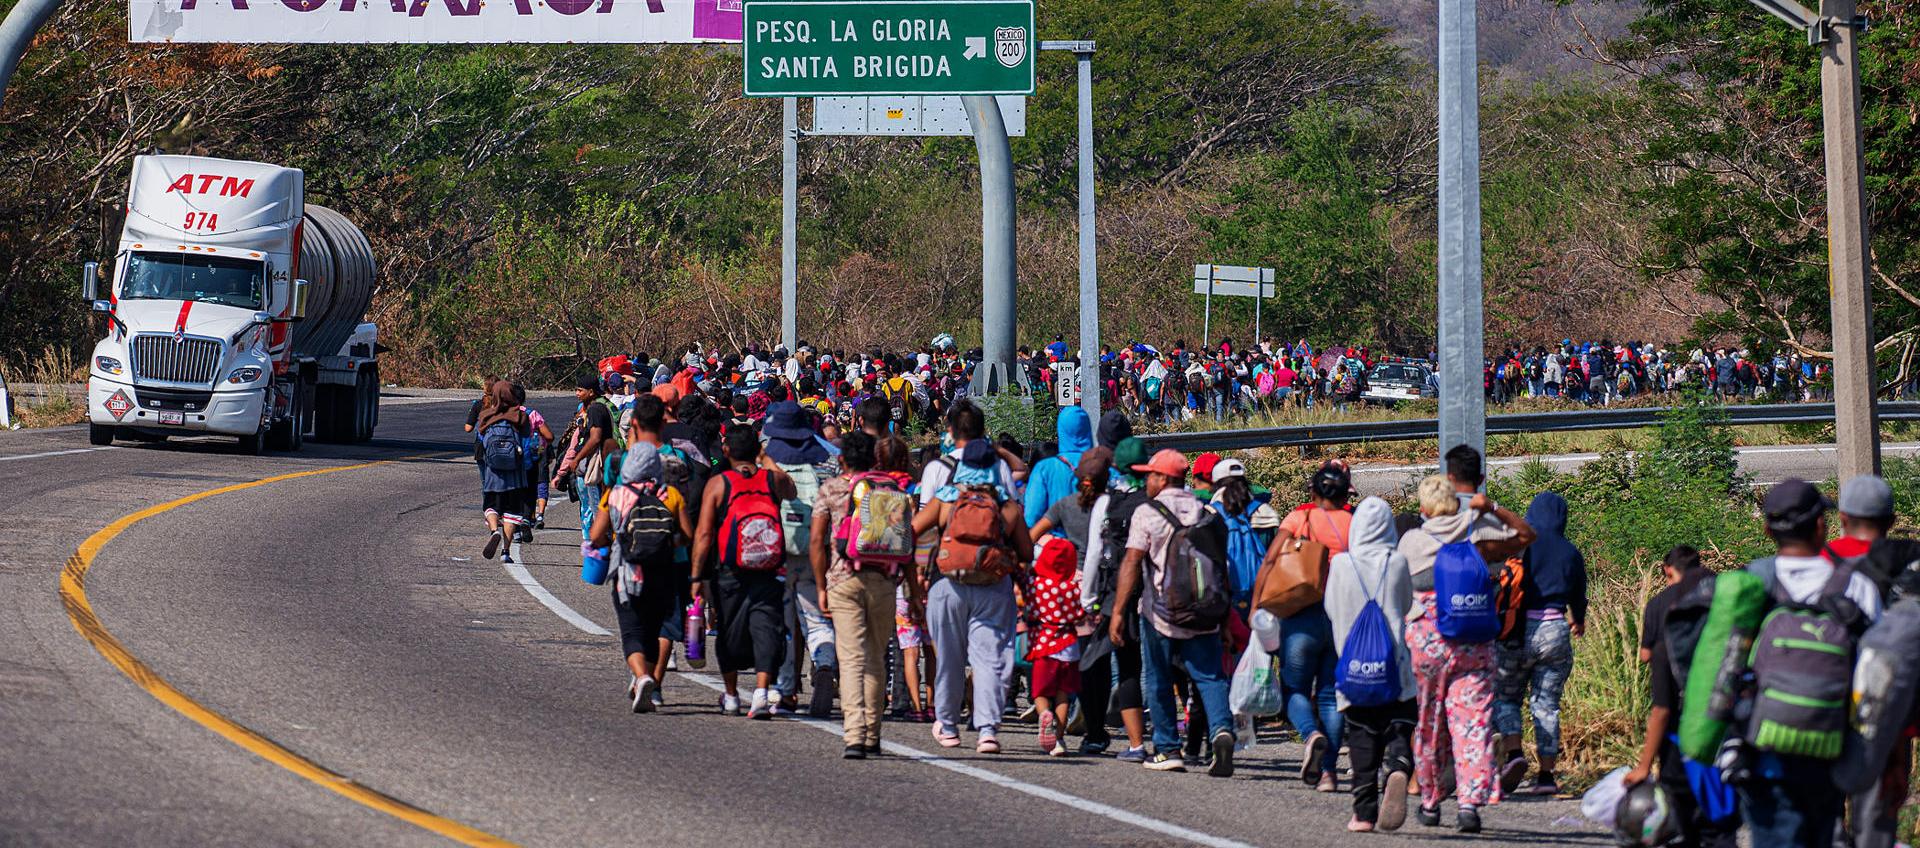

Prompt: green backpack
[{"left": 1678, "top": 569, "right": 1768, "bottom": 762}]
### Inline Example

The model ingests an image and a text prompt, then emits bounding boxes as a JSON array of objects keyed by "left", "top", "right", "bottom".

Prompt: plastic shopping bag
[
  {"left": 1580, "top": 767, "right": 1631, "bottom": 830},
  {"left": 1228, "top": 641, "right": 1283, "bottom": 718}
]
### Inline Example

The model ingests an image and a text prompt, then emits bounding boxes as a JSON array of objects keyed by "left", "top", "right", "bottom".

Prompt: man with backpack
[
  {"left": 619, "top": 394, "right": 703, "bottom": 706},
  {"left": 1718, "top": 480, "right": 1882, "bottom": 845},
  {"left": 588, "top": 441, "right": 696, "bottom": 715},
  {"left": 764, "top": 395, "right": 835, "bottom": 717},
  {"left": 1077, "top": 439, "right": 1153, "bottom": 761},
  {"left": 1621, "top": 546, "right": 1739, "bottom": 848},
  {"left": 689, "top": 426, "right": 798, "bottom": 719},
  {"left": 557, "top": 373, "right": 619, "bottom": 545},
  {"left": 1110, "top": 449, "right": 1238, "bottom": 777},
  {"left": 809, "top": 431, "right": 917, "bottom": 758},
  {"left": 474, "top": 381, "right": 534, "bottom": 563},
  {"left": 909, "top": 437, "right": 1034, "bottom": 754}
]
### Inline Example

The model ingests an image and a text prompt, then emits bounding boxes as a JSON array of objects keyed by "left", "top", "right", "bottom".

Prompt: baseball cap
[
  {"left": 1211, "top": 458, "right": 1248, "bottom": 482},
  {"left": 1074, "top": 446, "right": 1114, "bottom": 481},
  {"left": 1762, "top": 478, "right": 1832, "bottom": 531},
  {"left": 1838, "top": 475, "right": 1894, "bottom": 520},
  {"left": 1112, "top": 437, "right": 1149, "bottom": 478},
  {"left": 1130, "top": 448, "right": 1190, "bottom": 478},
  {"left": 1192, "top": 452, "right": 1223, "bottom": 483}
]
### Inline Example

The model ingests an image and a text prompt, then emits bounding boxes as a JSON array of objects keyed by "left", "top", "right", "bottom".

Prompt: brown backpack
[{"left": 935, "top": 487, "right": 1015, "bottom": 586}]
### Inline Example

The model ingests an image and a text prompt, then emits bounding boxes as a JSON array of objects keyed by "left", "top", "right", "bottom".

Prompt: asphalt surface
[{"left": 0, "top": 397, "right": 1607, "bottom": 847}]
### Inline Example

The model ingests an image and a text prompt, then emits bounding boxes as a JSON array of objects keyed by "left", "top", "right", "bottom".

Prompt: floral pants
[{"left": 1406, "top": 596, "right": 1500, "bottom": 808}]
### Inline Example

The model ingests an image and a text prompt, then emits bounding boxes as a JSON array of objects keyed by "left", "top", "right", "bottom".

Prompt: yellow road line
[{"left": 59, "top": 456, "right": 518, "bottom": 848}]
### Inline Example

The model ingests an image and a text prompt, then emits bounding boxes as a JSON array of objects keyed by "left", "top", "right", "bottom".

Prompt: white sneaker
[
  {"left": 766, "top": 690, "right": 784, "bottom": 717},
  {"left": 748, "top": 689, "right": 772, "bottom": 720},
  {"left": 720, "top": 693, "right": 742, "bottom": 716},
  {"left": 634, "top": 676, "right": 658, "bottom": 714}
]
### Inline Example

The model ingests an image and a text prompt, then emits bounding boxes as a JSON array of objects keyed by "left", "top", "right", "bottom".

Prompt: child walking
[{"left": 1027, "top": 537, "right": 1085, "bottom": 756}]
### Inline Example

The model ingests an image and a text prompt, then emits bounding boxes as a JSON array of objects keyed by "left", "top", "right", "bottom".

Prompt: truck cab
[{"left": 84, "top": 155, "right": 379, "bottom": 453}]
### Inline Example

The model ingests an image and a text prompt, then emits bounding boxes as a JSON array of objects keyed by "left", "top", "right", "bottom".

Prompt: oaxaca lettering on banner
[{"left": 128, "top": 0, "right": 744, "bottom": 43}]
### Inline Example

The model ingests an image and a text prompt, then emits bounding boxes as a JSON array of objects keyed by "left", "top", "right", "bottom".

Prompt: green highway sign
[{"left": 743, "top": 1, "right": 1035, "bottom": 97}]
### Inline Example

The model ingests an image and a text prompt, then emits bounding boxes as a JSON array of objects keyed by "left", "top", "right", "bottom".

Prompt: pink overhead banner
[{"left": 129, "top": 0, "right": 746, "bottom": 43}]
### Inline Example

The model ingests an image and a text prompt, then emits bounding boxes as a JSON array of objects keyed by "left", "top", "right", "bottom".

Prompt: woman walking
[{"left": 1396, "top": 475, "right": 1534, "bottom": 833}]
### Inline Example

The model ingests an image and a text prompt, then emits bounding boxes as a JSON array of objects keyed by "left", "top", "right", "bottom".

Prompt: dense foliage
[{"left": 2, "top": 0, "right": 1917, "bottom": 387}]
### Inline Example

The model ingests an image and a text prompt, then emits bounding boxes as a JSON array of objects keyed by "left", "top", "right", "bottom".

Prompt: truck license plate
[{"left": 159, "top": 411, "right": 184, "bottom": 425}]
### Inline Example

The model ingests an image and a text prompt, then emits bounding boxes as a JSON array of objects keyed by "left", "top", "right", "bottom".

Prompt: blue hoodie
[
  {"left": 1520, "top": 492, "right": 1588, "bottom": 626},
  {"left": 1024, "top": 406, "right": 1093, "bottom": 528}
]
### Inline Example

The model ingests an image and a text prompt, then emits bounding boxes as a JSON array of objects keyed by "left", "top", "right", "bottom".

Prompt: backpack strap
[{"left": 1147, "top": 498, "right": 1184, "bottom": 531}]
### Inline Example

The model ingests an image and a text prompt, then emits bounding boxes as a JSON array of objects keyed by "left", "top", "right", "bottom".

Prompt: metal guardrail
[{"left": 1136, "top": 402, "right": 1920, "bottom": 452}]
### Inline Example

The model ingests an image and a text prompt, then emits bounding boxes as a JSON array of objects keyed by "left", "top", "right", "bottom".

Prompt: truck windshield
[{"left": 121, "top": 251, "right": 264, "bottom": 310}]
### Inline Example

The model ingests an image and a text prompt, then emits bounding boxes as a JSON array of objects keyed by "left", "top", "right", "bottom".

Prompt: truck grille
[{"left": 132, "top": 334, "right": 222, "bottom": 384}]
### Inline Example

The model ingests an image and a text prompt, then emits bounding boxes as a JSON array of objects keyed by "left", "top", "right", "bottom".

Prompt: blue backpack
[
  {"left": 1215, "top": 506, "right": 1267, "bottom": 605},
  {"left": 1336, "top": 561, "right": 1401, "bottom": 707},
  {"left": 1432, "top": 539, "right": 1499, "bottom": 642},
  {"left": 479, "top": 420, "right": 523, "bottom": 472}
]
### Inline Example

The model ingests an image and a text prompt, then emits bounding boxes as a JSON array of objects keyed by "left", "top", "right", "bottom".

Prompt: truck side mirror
[
  {"left": 292, "top": 279, "right": 310, "bottom": 319},
  {"left": 82, "top": 261, "right": 100, "bottom": 303}
]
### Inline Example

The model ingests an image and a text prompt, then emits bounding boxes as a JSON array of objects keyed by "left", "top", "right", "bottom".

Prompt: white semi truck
[{"left": 83, "top": 155, "right": 380, "bottom": 453}]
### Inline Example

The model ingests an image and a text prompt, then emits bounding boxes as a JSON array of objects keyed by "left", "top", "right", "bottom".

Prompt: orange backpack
[
  {"left": 934, "top": 487, "right": 1015, "bottom": 586},
  {"left": 1494, "top": 556, "right": 1527, "bottom": 642}
]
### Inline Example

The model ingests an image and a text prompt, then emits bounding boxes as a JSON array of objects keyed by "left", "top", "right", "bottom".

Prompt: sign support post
[
  {"left": 781, "top": 97, "right": 798, "bottom": 353},
  {"left": 1819, "top": 0, "right": 1879, "bottom": 477},
  {"left": 1437, "top": 0, "right": 1485, "bottom": 461}
]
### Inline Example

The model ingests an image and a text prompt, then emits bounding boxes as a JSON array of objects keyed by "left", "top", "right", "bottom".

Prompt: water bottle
[
  {"left": 685, "top": 599, "right": 707, "bottom": 668},
  {"left": 580, "top": 542, "right": 611, "bottom": 586}
]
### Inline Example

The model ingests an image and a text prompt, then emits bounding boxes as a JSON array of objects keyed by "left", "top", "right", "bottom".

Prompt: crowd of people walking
[{"left": 461, "top": 338, "right": 1920, "bottom": 846}]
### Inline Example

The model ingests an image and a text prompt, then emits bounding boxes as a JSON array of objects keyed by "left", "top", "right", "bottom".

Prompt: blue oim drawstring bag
[{"left": 1336, "top": 563, "right": 1400, "bottom": 707}]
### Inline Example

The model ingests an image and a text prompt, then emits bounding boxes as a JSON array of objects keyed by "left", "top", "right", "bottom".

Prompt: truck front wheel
[{"left": 88, "top": 424, "right": 116, "bottom": 446}]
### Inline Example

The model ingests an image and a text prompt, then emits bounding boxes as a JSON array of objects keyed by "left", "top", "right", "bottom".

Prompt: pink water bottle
[{"left": 685, "top": 599, "right": 707, "bottom": 669}]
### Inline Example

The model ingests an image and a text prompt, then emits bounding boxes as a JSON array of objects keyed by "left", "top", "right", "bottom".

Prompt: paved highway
[{"left": 0, "top": 398, "right": 1603, "bottom": 847}]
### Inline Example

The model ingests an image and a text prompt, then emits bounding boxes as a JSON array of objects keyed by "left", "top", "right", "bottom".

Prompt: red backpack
[{"left": 719, "top": 468, "right": 785, "bottom": 571}]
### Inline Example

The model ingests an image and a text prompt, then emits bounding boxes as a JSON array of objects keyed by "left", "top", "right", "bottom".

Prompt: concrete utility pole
[
  {"left": 1820, "top": 0, "right": 1879, "bottom": 478},
  {"left": 780, "top": 97, "right": 799, "bottom": 353},
  {"left": 1041, "top": 39, "right": 1101, "bottom": 422},
  {"left": 0, "top": 0, "right": 63, "bottom": 110},
  {"left": 965, "top": 94, "right": 1018, "bottom": 395},
  {"left": 1748, "top": 0, "right": 1879, "bottom": 477},
  {"left": 1436, "top": 0, "right": 1486, "bottom": 459}
]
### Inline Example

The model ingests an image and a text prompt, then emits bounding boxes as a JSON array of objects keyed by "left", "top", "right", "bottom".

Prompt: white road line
[
  {"left": 500, "top": 542, "right": 1257, "bottom": 848},
  {"left": 501, "top": 541, "right": 609, "bottom": 636},
  {"left": 0, "top": 445, "right": 118, "bottom": 462}
]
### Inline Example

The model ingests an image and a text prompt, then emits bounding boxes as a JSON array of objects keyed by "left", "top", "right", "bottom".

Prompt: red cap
[{"left": 1192, "top": 452, "right": 1223, "bottom": 482}]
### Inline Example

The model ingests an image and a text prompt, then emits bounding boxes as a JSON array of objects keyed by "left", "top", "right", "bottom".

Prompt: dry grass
[{"left": 0, "top": 347, "right": 87, "bottom": 429}]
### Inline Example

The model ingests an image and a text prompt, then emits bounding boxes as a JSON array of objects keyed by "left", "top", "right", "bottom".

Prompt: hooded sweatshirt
[
  {"left": 1325, "top": 498, "right": 1417, "bottom": 709},
  {"left": 1396, "top": 502, "right": 1515, "bottom": 592},
  {"left": 1519, "top": 492, "right": 1588, "bottom": 626},
  {"left": 1024, "top": 406, "right": 1094, "bottom": 527}
]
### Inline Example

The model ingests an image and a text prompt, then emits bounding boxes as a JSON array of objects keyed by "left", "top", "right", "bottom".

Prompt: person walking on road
[
  {"left": 690, "top": 426, "right": 797, "bottom": 719},
  {"left": 475, "top": 381, "right": 533, "bottom": 563},
  {"left": 1397, "top": 474, "right": 1535, "bottom": 833},
  {"left": 557, "top": 373, "right": 617, "bottom": 545},
  {"left": 911, "top": 433, "right": 1033, "bottom": 754},
  {"left": 1325, "top": 496, "right": 1417, "bottom": 833},
  {"left": 590, "top": 441, "right": 694, "bottom": 714},
  {"left": 1267, "top": 460, "right": 1354, "bottom": 792},
  {"left": 1494, "top": 491, "right": 1586, "bottom": 797},
  {"left": 809, "top": 431, "right": 916, "bottom": 759},
  {"left": 1111, "top": 449, "right": 1237, "bottom": 777}
]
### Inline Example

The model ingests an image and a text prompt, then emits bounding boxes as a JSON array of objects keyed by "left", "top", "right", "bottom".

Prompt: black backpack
[
  {"left": 1661, "top": 571, "right": 1719, "bottom": 692},
  {"left": 618, "top": 484, "right": 676, "bottom": 566},
  {"left": 1093, "top": 488, "right": 1150, "bottom": 618},
  {"left": 1746, "top": 559, "right": 1867, "bottom": 760},
  {"left": 1145, "top": 501, "right": 1232, "bottom": 631}
]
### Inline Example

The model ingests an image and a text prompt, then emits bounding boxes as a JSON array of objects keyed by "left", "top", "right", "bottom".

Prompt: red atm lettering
[{"left": 163, "top": 174, "right": 255, "bottom": 198}]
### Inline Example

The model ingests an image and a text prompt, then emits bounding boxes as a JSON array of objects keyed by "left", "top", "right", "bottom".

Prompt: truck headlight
[
  {"left": 95, "top": 356, "right": 123, "bottom": 375},
  {"left": 226, "top": 366, "right": 263, "bottom": 384}
]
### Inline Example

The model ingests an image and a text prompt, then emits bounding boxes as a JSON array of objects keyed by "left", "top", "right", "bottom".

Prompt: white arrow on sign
[{"left": 963, "top": 36, "right": 987, "bottom": 60}]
